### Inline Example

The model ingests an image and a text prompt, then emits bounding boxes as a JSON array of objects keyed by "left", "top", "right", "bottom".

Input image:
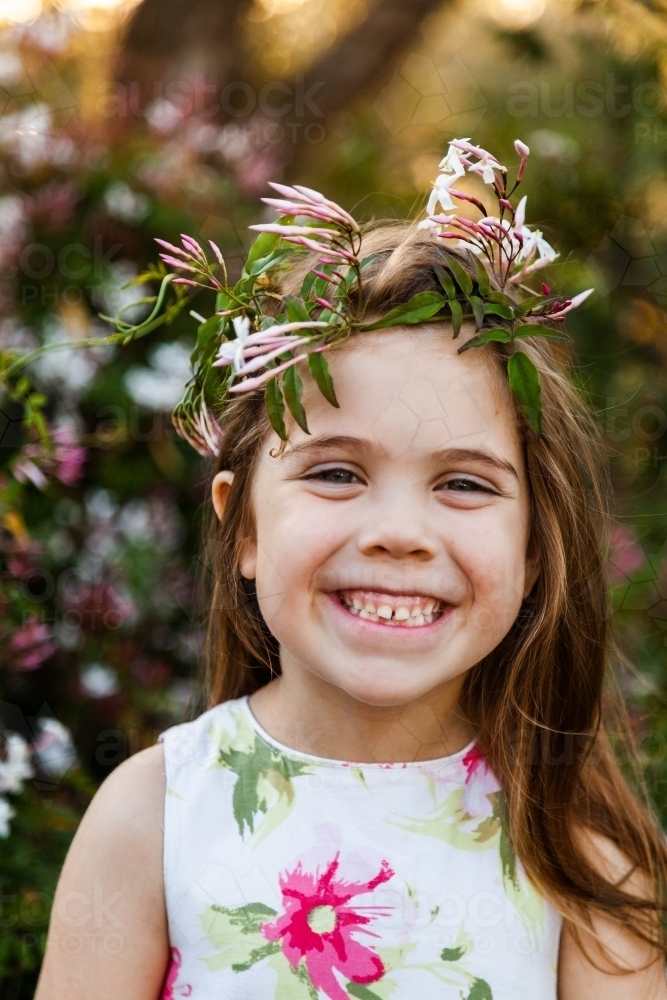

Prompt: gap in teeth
[{"left": 339, "top": 591, "right": 442, "bottom": 626}]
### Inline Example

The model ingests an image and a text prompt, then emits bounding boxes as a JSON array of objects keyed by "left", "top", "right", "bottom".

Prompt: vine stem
[{"left": 2, "top": 273, "right": 178, "bottom": 380}]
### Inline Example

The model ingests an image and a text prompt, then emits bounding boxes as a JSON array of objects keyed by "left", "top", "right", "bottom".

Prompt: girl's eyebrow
[{"left": 284, "top": 436, "right": 519, "bottom": 480}]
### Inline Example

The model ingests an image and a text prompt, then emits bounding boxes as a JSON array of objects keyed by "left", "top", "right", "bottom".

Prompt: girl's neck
[{"left": 248, "top": 669, "right": 476, "bottom": 764}]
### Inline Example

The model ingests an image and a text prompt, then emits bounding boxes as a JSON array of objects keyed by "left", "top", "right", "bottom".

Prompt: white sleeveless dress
[{"left": 159, "top": 697, "right": 561, "bottom": 1000}]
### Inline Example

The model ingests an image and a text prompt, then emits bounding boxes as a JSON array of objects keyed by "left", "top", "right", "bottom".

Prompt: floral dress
[{"left": 159, "top": 697, "right": 561, "bottom": 1000}]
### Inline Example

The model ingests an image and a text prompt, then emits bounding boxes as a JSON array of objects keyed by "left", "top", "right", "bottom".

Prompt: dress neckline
[{"left": 240, "top": 695, "right": 477, "bottom": 770}]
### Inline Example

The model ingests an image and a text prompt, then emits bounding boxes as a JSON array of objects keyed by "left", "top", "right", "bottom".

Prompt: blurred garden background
[{"left": 1, "top": 0, "right": 667, "bottom": 993}]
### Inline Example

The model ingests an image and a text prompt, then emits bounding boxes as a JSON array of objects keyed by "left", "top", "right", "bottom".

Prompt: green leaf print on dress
[
  {"left": 208, "top": 705, "right": 314, "bottom": 839},
  {"left": 391, "top": 748, "right": 544, "bottom": 943}
]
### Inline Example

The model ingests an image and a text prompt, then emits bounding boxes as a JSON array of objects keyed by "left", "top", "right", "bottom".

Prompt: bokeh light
[
  {"left": 0, "top": 0, "right": 42, "bottom": 24},
  {"left": 486, "top": 0, "right": 547, "bottom": 30}
]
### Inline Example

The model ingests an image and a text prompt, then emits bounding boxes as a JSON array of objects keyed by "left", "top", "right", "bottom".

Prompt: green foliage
[
  {"left": 507, "top": 351, "right": 543, "bottom": 436},
  {"left": 282, "top": 364, "right": 309, "bottom": 434},
  {"left": 265, "top": 377, "right": 287, "bottom": 440},
  {"left": 308, "top": 352, "right": 339, "bottom": 408},
  {"left": 359, "top": 291, "right": 446, "bottom": 330}
]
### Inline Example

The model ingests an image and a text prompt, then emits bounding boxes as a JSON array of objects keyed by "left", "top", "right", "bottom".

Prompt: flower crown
[{"left": 109, "top": 137, "right": 594, "bottom": 455}]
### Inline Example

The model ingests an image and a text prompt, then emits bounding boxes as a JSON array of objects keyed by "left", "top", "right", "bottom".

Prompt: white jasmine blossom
[
  {"left": 215, "top": 315, "right": 252, "bottom": 372},
  {"left": 0, "top": 733, "right": 33, "bottom": 793},
  {"left": 0, "top": 796, "right": 14, "bottom": 838}
]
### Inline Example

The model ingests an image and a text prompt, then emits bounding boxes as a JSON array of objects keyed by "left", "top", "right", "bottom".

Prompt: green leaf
[
  {"left": 457, "top": 327, "right": 512, "bottom": 352},
  {"left": 468, "top": 249, "right": 490, "bottom": 297},
  {"left": 465, "top": 979, "right": 493, "bottom": 1000},
  {"left": 245, "top": 232, "right": 280, "bottom": 271},
  {"left": 484, "top": 302, "right": 514, "bottom": 321},
  {"left": 440, "top": 252, "right": 473, "bottom": 297},
  {"left": 468, "top": 295, "right": 485, "bottom": 331},
  {"left": 508, "top": 351, "right": 542, "bottom": 436},
  {"left": 300, "top": 270, "right": 317, "bottom": 299},
  {"left": 516, "top": 294, "right": 552, "bottom": 314},
  {"left": 449, "top": 298, "right": 463, "bottom": 337},
  {"left": 282, "top": 363, "right": 309, "bottom": 434},
  {"left": 513, "top": 324, "right": 569, "bottom": 341},
  {"left": 265, "top": 378, "right": 287, "bottom": 441},
  {"left": 347, "top": 984, "right": 384, "bottom": 1000},
  {"left": 358, "top": 291, "right": 446, "bottom": 330},
  {"left": 247, "top": 249, "right": 292, "bottom": 277},
  {"left": 338, "top": 255, "right": 379, "bottom": 296},
  {"left": 486, "top": 290, "right": 515, "bottom": 307},
  {"left": 434, "top": 263, "right": 456, "bottom": 300},
  {"left": 191, "top": 315, "right": 223, "bottom": 367},
  {"left": 284, "top": 295, "right": 310, "bottom": 323},
  {"left": 441, "top": 945, "right": 466, "bottom": 962},
  {"left": 308, "top": 352, "right": 339, "bottom": 408},
  {"left": 312, "top": 263, "right": 335, "bottom": 299},
  {"left": 245, "top": 216, "right": 293, "bottom": 271}
]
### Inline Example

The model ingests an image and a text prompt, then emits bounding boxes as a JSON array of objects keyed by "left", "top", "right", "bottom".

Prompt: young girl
[{"left": 36, "top": 140, "right": 667, "bottom": 1000}]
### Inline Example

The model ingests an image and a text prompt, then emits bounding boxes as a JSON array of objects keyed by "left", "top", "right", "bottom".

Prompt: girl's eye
[
  {"left": 308, "top": 467, "right": 360, "bottom": 485},
  {"left": 439, "top": 477, "right": 494, "bottom": 494}
]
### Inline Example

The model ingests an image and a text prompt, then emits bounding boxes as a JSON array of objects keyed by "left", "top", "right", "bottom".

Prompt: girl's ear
[
  {"left": 212, "top": 470, "right": 258, "bottom": 579},
  {"left": 211, "top": 471, "right": 234, "bottom": 521}
]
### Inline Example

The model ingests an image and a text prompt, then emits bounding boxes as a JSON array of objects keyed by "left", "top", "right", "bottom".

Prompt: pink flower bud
[{"left": 514, "top": 139, "right": 530, "bottom": 158}]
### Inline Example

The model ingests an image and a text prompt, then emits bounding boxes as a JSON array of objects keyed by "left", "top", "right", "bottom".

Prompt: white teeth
[{"left": 340, "top": 591, "right": 443, "bottom": 627}]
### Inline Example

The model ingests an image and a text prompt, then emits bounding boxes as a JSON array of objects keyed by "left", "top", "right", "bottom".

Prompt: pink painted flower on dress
[
  {"left": 161, "top": 948, "right": 192, "bottom": 999},
  {"left": 461, "top": 746, "right": 501, "bottom": 818},
  {"left": 261, "top": 853, "right": 394, "bottom": 1000}
]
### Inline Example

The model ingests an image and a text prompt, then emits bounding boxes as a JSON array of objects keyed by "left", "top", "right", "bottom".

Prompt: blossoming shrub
[{"left": 0, "top": 5, "right": 666, "bottom": 999}]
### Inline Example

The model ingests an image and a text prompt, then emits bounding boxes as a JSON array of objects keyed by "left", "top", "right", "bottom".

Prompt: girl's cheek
[{"left": 459, "top": 541, "right": 528, "bottom": 629}]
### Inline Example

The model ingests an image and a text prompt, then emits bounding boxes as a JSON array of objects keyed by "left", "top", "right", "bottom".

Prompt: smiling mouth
[{"left": 338, "top": 590, "right": 445, "bottom": 627}]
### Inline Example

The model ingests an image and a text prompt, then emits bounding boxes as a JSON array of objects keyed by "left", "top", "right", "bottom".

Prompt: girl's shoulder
[{"left": 158, "top": 695, "right": 249, "bottom": 774}]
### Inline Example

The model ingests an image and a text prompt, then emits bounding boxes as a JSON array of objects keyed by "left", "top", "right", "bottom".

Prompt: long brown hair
[{"left": 201, "top": 223, "right": 667, "bottom": 961}]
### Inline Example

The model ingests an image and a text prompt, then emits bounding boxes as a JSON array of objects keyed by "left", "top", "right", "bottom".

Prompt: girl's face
[{"left": 234, "top": 327, "right": 537, "bottom": 707}]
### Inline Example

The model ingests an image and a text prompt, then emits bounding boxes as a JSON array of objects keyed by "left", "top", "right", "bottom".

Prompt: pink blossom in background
[
  {"left": 262, "top": 853, "right": 393, "bottom": 1000},
  {"left": 4, "top": 536, "right": 44, "bottom": 579},
  {"left": 11, "top": 425, "right": 86, "bottom": 491},
  {"left": 51, "top": 426, "right": 86, "bottom": 486},
  {"left": 27, "top": 181, "right": 78, "bottom": 231},
  {"left": 461, "top": 746, "right": 502, "bottom": 818},
  {"left": 608, "top": 524, "right": 645, "bottom": 584},
  {"left": 60, "top": 578, "right": 136, "bottom": 632},
  {"left": 8, "top": 615, "right": 57, "bottom": 670},
  {"left": 160, "top": 948, "right": 192, "bottom": 999}
]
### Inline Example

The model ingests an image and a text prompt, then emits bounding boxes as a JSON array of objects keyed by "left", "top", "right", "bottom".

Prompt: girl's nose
[{"left": 356, "top": 496, "right": 437, "bottom": 562}]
